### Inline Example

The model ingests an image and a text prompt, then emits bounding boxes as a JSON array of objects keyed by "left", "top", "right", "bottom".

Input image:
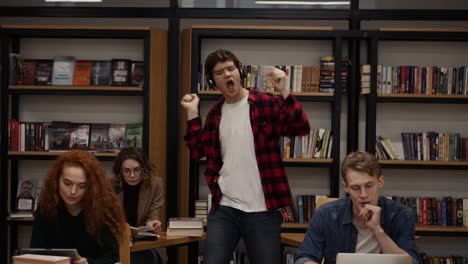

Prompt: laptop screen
[{"left": 336, "top": 253, "right": 412, "bottom": 264}]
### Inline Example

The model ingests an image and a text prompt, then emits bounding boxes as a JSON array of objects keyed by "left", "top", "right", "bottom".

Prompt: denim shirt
[{"left": 294, "top": 196, "right": 420, "bottom": 264}]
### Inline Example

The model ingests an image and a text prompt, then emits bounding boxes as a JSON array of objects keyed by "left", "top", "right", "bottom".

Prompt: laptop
[{"left": 336, "top": 253, "right": 412, "bottom": 264}]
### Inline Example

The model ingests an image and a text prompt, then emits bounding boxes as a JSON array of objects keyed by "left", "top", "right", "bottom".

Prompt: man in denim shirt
[{"left": 295, "top": 151, "right": 420, "bottom": 264}]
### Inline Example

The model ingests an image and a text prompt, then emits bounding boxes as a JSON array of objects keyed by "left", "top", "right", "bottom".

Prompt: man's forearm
[{"left": 373, "top": 227, "right": 408, "bottom": 254}]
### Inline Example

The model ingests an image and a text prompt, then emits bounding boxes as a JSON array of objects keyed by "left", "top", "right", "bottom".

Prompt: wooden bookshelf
[
  {"left": 8, "top": 151, "right": 118, "bottom": 162},
  {"left": 2, "top": 25, "right": 151, "bottom": 31},
  {"left": 197, "top": 90, "right": 334, "bottom": 97},
  {"left": 281, "top": 222, "right": 308, "bottom": 229},
  {"left": 379, "top": 160, "right": 468, "bottom": 166},
  {"left": 378, "top": 94, "right": 468, "bottom": 99},
  {"left": 9, "top": 85, "right": 143, "bottom": 92},
  {"left": 416, "top": 226, "right": 468, "bottom": 233},
  {"left": 7, "top": 216, "right": 33, "bottom": 222},
  {"left": 283, "top": 158, "right": 333, "bottom": 163}
]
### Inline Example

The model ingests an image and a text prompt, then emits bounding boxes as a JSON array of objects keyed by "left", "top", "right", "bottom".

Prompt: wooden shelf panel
[
  {"left": 7, "top": 216, "right": 33, "bottom": 222},
  {"left": 192, "top": 25, "right": 334, "bottom": 31},
  {"left": 8, "top": 85, "right": 144, "bottom": 96},
  {"left": 197, "top": 91, "right": 335, "bottom": 102},
  {"left": 378, "top": 94, "right": 468, "bottom": 99},
  {"left": 198, "top": 158, "right": 333, "bottom": 168},
  {"left": 379, "top": 160, "right": 468, "bottom": 166},
  {"left": 2, "top": 25, "right": 151, "bottom": 31},
  {"left": 281, "top": 222, "right": 308, "bottom": 229},
  {"left": 8, "top": 151, "right": 117, "bottom": 161},
  {"left": 376, "top": 94, "right": 468, "bottom": 104},
  {"left": 379, "top": 160, "right": 468, "bottom": 170},
  {"left": 416, "top": 226, "right": 468, "bottom": 232},
  {"left": 283, "top": 158, "right": 333, "bottom": 163},
  {"left": 281, "top": 222, "right": 468, "bottom": 236}
]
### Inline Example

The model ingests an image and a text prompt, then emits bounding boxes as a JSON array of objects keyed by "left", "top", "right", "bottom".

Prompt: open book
[{"left": 129, "top": 226, "right": 158, "bottom": 241}]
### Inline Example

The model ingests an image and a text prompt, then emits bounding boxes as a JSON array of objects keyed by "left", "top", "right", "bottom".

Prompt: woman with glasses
[{"left": 112, "top": 147, "right": 166, "bottom": 264}]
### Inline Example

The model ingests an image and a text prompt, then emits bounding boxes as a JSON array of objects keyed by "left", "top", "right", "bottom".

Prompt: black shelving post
[
  {"left": 365, "top": 34, "right": 378, "bottom": 154},
  {"left": 331, "top": 36, "right": 342, "bottom": 198},
  {"left": 0, "top": 30, "right": 11, "bottom": 264},
  {"left": 347, "top": 0, "right": 361, "bottom": 153}
]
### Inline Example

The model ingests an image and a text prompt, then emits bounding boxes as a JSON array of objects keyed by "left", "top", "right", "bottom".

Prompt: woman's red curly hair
[{"left": 39, "top": 150, "right": 125, "bottom": 244}]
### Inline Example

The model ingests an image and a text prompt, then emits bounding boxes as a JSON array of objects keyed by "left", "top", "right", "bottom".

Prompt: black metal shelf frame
[{"left": 0, "top": 27, "right": 153, "bottom": 263}]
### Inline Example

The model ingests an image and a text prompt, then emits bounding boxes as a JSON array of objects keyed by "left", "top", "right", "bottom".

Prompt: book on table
[
  {"left": 168, "top": 217, "right": 204, "bottom": 229},
  {"left": 18, "top": 248, "right": 80, "bottom": 261},
  {"left": 166, "top": 227, "right": 204, "bottom": 237},
  {"left": 167, "top": 217, "right": 204, "bottom": 237},
  {"left": 13, "top": 254, "right": 70, "bottom": 264}
]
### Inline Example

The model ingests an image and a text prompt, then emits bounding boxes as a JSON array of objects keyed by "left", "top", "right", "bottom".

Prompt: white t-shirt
[
  {"left": 218, "top": 95, "right": 267, "bottom": 212},
  {"left": 355, "top": 225, "right": 381, "bottom": 253}
]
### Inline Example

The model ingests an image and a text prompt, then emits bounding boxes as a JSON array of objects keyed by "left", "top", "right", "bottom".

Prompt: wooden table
[
  {"left": 131, "top": 232, "right": 204, "bottom": 252},
  {"left": 281, "top": 232, "right": 305, "bottom": 247}
]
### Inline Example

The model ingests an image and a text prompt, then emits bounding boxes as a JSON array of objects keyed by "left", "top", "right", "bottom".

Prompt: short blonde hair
[{"left": 341, "top": 151, "right": 381, "bottom": 182}]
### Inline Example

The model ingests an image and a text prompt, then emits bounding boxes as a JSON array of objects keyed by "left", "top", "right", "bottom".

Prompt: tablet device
[
  {"left": 19, "top": 248, "right": 81, "bottom": 261},
  {"left": 336, "top": 253, "right": 412, "bottom": 264}
]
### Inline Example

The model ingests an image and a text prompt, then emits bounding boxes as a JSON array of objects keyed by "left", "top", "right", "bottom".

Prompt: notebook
[{"left": 336, "top": 253, "right": 412, "bottom": 264}]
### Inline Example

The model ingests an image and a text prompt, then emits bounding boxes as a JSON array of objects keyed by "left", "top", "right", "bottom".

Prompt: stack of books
[
  {"left": 167, "top": 217, "right": 204, "bottom": 237},
  {"left": 194, "top": 199, "right": 208, "bottom": 224}
]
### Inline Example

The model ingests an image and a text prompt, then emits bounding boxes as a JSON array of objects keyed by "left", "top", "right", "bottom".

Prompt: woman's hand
[{"left": 146, "top": 220, "right": 162, "bottom": 234}]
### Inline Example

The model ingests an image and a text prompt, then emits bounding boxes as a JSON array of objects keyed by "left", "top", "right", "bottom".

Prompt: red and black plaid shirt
[{"left": 185, "top": 89, "right": 310, "bottom": 212}]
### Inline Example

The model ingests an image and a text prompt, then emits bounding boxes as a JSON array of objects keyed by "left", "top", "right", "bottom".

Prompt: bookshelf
[
  {"left": 365, "top": 28, "right": 468, "bottom": 237},
  {"left": 0, "top": 25, "right": 167, "bottom": 264}
]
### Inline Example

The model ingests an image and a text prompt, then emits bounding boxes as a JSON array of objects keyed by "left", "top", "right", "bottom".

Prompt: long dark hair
[{"left": 112, "top": 147, "right": 156, "bottom": 187}]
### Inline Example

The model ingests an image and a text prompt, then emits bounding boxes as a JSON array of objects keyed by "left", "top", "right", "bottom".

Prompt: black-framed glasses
[{"left": 121, "top": 167, "right": 143, "bottom": 176}]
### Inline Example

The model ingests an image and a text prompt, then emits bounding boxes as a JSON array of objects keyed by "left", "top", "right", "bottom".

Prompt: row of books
[
  {"left": 197, "top": 56, "right": 350, "bottom": 93},
  {"left": 281, "top": 195, "right": 468, "bottom": 227},
  {"left": 9, "top": 54, "right": 144, "bottom": 87},
  {"left": 8, "top": 121, "right": 143, "bottom": 152},
  {"left": 281, "top": 128, "right": 333, "bottom": 160},
  {"left": 281, "top": 195, "right": 331, "bottom": 223},
  {"left": 376, "top": 132, "right": 468, "bottom": 162},
  {"left": 391, "top": 196, "right": 468, "bottom": 227},
  {"left": 295, "top": 194, "right": 330, "bottom": 223},
  {"left": 361, "top": 64, "right": 468, "bottom": 95},
  {"left": 319, "top": 56, "right": 350, "bottom": 93},
  {"left": 419, "top": 253, "right": 468, "bottom": 264},
  {"left": 375, "top": 136, "right": 400, "bottom": 160},
  {"left": 400, "top": 132, "right": 468, "bottom": 161}
]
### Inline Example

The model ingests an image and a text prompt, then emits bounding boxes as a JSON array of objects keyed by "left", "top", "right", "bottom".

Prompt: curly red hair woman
[{"left": 30, "top": 150, "right": 125, "bottom": 264}]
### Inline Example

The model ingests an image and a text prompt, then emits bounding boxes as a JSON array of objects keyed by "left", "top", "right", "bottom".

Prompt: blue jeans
[{"left": 203, "top": 205, "right": 283, "bottom": 264}]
